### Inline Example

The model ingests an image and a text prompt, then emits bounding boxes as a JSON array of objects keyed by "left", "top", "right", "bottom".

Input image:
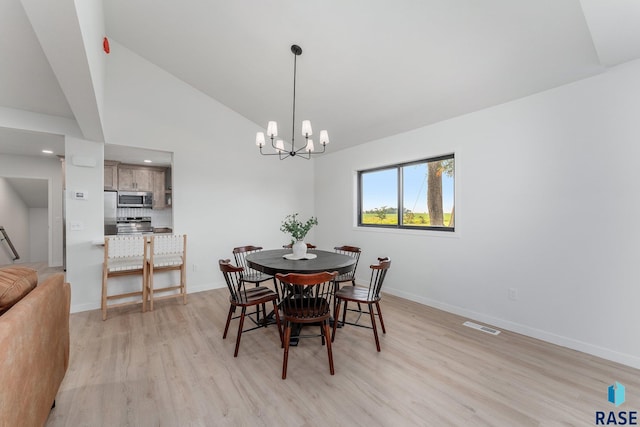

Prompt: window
[{"left": 358, "top": 154, "right": 455, "bottom": 231}]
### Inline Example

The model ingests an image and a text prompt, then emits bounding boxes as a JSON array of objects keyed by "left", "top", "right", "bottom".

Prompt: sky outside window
[{"left": 362, "top": 163, "right": 454, "bottom": 214}]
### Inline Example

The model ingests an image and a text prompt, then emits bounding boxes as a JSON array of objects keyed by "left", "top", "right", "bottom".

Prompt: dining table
[
  {"left": 245, "top": 248, "right": 357, "bottom": 344},
  {"left": 245, "top": 248, "right": 357, "bottom": 276}
]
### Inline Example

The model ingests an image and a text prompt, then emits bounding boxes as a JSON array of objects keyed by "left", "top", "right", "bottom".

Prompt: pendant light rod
[{"left": 291, "top": 44, "right": 300, "bottom": 154}]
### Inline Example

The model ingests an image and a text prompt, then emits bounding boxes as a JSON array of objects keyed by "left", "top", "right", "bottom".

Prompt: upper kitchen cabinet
[
  {"left": 118, "top": 166, "right": 153, "bottom": 191},
  {"left": 104, "top": 161, "right": 119, "bottom": 190}
]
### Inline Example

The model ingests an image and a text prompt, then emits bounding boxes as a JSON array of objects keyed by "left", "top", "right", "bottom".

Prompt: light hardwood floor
[
  {"left": 0, "top": 261, "right": 65, "bottom": 281},
  {"left": 45, "top": 288, "right": 639, "bottom": 426}
]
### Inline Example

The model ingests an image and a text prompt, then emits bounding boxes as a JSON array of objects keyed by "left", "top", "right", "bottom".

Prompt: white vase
[{"left": 292, "top": 240, "right": 307, "bottom": 258}]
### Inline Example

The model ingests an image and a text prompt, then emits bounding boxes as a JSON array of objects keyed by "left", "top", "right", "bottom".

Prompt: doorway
[
  {"left": 0, "top": 177, "right": 47, "bottom": 265},
  {"left": 0, "top": 128, "right": 65, "bottom": 268}
]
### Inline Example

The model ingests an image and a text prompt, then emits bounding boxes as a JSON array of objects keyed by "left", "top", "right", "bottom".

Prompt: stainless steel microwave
[{"left": 117, "top": 191, "right": 153, "bottom": 208}]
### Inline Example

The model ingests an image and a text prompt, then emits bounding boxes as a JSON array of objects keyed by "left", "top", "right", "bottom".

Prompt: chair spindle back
[
  {"left": 276, "top": 271, "right": 338, "bottom": 322},
  {"left": 219, "top": 259, "right": 248, "bottom": 302},
  {"left": 368, "top": 257, "right": 391, "bottom": 300}
]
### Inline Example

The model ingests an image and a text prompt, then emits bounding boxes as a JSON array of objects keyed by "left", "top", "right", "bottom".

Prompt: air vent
[{"left": 463, "top": 321, "right": 501, "bottom": 335}]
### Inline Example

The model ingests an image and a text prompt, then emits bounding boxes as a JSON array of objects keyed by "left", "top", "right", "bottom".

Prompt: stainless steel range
[{"left": 116, "top": 217, "right": 153, "bottom": 235}]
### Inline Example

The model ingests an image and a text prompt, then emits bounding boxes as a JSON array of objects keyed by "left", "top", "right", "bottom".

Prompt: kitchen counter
[
  {"left": 94, "top": 230, "right": 175, "bottom": 246},
  {"left": 152, "top": 227, "right": 173, "bottom": 234}
]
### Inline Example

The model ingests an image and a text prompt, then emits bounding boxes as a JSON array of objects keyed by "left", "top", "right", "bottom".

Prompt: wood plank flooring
[
  {"left": 45, "top": 288, "right": 639, "bottom": 426},
  {"left": 0, "top": 261, "right": 65, "bottom": 281}
]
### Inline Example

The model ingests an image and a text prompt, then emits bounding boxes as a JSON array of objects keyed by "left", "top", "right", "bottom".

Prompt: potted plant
[{"left": 280, "top": 213, "right": 318, "bottom": 257}]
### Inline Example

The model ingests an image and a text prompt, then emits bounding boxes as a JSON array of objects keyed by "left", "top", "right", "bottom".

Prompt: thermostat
[{"left": 72, "top": 190, "right": 89, "bottom": 200}]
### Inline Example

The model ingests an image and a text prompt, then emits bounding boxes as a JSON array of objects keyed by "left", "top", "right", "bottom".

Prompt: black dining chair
[
  {"left": 275, "top": 271, "right": 338, "bottom": 379},
  {"left": 331, "top": 257, "right": 391, "bottom": 352},
  {"left": 219, "top": 259, "right": 283, "bottom": 357}
]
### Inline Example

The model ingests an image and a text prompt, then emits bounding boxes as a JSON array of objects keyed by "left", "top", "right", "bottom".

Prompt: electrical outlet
[
  {"left": 192, "top": 264, "right": 198, "bottom": 272},
  {"left": 508, "top": 287, "right": 518, "bottom": 301}
]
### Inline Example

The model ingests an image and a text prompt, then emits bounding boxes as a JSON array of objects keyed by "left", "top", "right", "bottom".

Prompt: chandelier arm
[
  {"left": 259, "top": 146, "right": 288, "bottom": 156},
  {"left": 292, "top": 139, "right": 327, "bottom": 156},
  {"left": 293, "top": 138, "right": 310, "bottom": 154}
]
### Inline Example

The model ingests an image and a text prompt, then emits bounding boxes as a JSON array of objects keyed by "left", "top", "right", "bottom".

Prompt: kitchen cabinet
[
  {"left": 152, "top": 170, "right": 166, "bottom": 209},
  {"left": 104, "top": 161, "right": 118, "bottom": 190},
  {"left": 118, "top": 166, "right": 153, "bottom": 191}
]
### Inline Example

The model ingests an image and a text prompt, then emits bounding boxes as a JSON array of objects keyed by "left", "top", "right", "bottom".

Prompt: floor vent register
[{"left": 463, "top": 321, "right": 501, "bottom": 335}]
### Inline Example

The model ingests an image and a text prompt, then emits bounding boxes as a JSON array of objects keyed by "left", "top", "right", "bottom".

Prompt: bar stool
[
  {"left": 146, "top": 234, "right": 187, "bottom": 311},
  {"left": 102, "top": 235, "right": 148, "bottom": 320}
]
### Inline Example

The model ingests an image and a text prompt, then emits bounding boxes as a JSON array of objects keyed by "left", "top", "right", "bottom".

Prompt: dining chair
[
  {"left": 331, "top": 257, "right": 391, "bottom": 351},
  {"left": 233, "top": 245, "right": 277, "bottom": 318},
  {"left": 146, "top": 234, "right": 187, "bottom": 311},
  {"left": 101, "top": 235, "right": 148, "bottom": 320},
  {"left": 333, "top": 245, "right": 361, "bottom": 288},
  {"left": 275, "top": 271, "right": 338, "bottom": 379},
  {"left": 332, "top": 245, "right": 362, "bottom": 326},
  {"left": 219, "top": 259, "right": 283, "bottom": 357}
]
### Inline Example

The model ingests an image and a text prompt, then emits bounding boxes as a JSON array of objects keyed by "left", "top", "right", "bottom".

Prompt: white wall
[
  {"left": 58, "top": 40, "right": 314, "bottom": 310},
  {"left": 315, "top": 59, "right": 640, "bottom": 369},
  {"left": 0, "top": 154, "right": 63, "bottom": 266},
  {"left": 0, "top": 177, "right": 29, "bottom": 265},
  {"left": 28, "top": 207, "right": 47, "bottom": 262},
  {"left": 64, "top": 137, "right": 105, "bottom": 311}
]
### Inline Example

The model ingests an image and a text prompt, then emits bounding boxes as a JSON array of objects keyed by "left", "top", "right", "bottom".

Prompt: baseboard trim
[{"left": 382, "top": 285, "right": 640, "bottom": 370}]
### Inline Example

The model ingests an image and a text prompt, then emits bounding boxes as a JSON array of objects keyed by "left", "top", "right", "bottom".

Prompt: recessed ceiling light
[
  {"left": 143, "top": 159, "right": 152, "bottom": 163},
  {"left": 42, "top": 149, "right": 54, "bottom": 154}
]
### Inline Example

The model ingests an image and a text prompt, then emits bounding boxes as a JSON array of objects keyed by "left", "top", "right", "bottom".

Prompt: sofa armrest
[{"left": 0, "top": 273, "right": 71, "bottom": 427}]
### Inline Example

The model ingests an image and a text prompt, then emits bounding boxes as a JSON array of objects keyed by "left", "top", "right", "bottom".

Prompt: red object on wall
[{"left": 103, "top": 37, "right": 110, "bottom": 54}]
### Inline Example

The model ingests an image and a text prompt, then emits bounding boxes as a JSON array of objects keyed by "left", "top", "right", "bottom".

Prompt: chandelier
[{"left": 255, "top": 44, "right": 329, "bottom": 159}]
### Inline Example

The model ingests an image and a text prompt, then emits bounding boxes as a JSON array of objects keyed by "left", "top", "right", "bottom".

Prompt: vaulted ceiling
[{"left": 2, "top": 0, "right": 640, "bottom": 155}]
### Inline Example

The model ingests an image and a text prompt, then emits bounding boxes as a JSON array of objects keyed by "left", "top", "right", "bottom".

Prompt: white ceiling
[
  {"left": 0, "top": 127, "right": 65, "bottom": 158},
  {"left": 104, "top": 144, "right": 172, "bottom": 167},
  {"left": 3, "top": 177, "right": 48, "bottom": 208},
  {"left": 2, "top": 0, "right": 640, "bottom": 156},
  {"left": 0, "top": 0, "right": 73, "bottom": 119}
]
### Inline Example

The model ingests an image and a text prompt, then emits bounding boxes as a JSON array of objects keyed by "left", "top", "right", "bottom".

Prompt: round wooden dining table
[{"left": 245, "top": 249, "right": 356, "bottom": 276}]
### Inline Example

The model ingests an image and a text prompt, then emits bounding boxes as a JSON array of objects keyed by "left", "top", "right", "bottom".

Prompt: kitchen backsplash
[{"left": 117, "top": 207, "right": 173, "bottom": 228}]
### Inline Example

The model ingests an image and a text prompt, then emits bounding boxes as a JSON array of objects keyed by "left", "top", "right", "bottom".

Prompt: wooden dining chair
[
  {"left": 146, "top": 234, "right": 187, "bottom": 311},
  {"left": 331, "top": 257, "right": 391, "bottom": 351},
  {"left": 275, "top": 271, "right": 338, "bottom": 379},
  {"left": 333, "top": 245, "right": 361, "bottom": 288},
  {"left": 102, "top": 235, "right": 148, "bottom": 320},
  {"left": 219, "top": 259, "right": 283, "bottom": 357},
  {"left": 233, "top": 245, "right": 277, "bottom": 317}
]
